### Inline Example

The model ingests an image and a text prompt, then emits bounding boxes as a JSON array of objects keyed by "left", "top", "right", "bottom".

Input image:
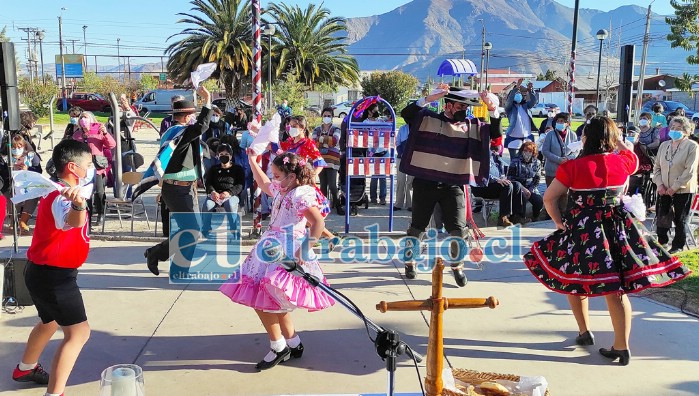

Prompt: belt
[{"left": 163, "top": 179, "right": 195, "bottom": 187}]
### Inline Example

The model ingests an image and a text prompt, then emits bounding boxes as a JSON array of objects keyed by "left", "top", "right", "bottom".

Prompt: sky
[{"left": 0, "top": 0, "right": 675, "bottom": 73}]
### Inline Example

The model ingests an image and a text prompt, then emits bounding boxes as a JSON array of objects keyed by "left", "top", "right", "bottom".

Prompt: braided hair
[{"left": 272, "top": 152, "right": 314, "bottom": 186}]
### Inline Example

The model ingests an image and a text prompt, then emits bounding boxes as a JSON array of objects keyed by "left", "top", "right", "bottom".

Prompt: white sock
[
  {"left": 263, "top": 338, "right": 287, "bottom": 362},
  {"left": 18, "top": 362, "right": 37, "bottom": 371},
  {"left": 286, "top": 334, "right": 301, "bottom": 348},
  {"left": 45, "top": 393, "right": 62, "bottom": 396}
]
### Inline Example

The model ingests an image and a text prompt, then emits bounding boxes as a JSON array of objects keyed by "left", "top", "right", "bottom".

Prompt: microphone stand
[
  {"left": 277, "top": 258, "right": 424, "bottom": 396},
  {"left": 1, "top": 111, "right": 18, "bottom": 253}
]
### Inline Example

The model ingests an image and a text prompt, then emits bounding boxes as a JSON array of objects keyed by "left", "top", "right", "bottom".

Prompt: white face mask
[
  {"left": 11, "top": 148, "right": 24, "bottom": 157},
  {"left": 288, "top": 127, "right": 302, "bottom": 138},
  {"left": 75, "top": 164, "right": 96, "bottom": 187},
  {"left": 322, "top": 116, "right": 332, "bottom": 125},
  {"left": 211, "top": 115, "right": 220, "bottom": 123}
]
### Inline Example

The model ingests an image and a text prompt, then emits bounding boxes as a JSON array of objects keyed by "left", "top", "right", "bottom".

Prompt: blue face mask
[
  {"left": 668, "top": 130, "right": 684, "bottom": 141},
  {"left": 69, "top": 117, "right": 78, "bottom": 125},
  {"left": 555, "top": 123, "right": 566, "bottom": 132},
  {"left": 514, "top": 93, "right": 523, "bottom": 103},
  {"left": 639, "top": 119, "right": 649, "bottom": 127}
]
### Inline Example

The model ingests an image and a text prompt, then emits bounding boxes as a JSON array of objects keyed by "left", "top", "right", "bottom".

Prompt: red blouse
[{"left": 555, "top": 150, "right": 639, "bottom": 189}]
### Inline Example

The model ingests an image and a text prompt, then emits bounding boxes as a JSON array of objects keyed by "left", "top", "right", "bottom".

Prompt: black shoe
[
  {"left": 144, "top": 248, "right": 159, "bottom": 276},
  {"left": 393, "top": 206, "right": 402, "bottom": 211},
  {"left": 599, "top": 347, "right": 630, "bottom": 366},
  {"left": 451, "top": 266, "right": 467, "bottom": 287},
  {"left": 668, "top": 247, "right": 683, "bottom": 255},
  {"left": 575, "top": 330, "right": 595, "bottom": 346},
  {"left": 255, "top": 347, "right": 291, "bottom": 371},
  {"left": 407, "top": 207, "right": 412, "bottom": 212},
  {"left": 290, "top": 343, "right": 304, "bottom": 358},
  {"left": 12, "top": 363, "right": 49, "bottom": 384},
  {"left": 404, "top": 264, "right": 417, "bottom": 279}
]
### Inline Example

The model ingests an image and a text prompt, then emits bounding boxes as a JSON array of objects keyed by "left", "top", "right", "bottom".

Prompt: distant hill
[{"left": 344, "top": 0, "right": 692, "bottom": 81}]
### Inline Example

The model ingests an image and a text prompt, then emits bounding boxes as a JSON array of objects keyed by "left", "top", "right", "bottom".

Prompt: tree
[
  {"left": 667, "top": 0, "right": 699, "bottom": 64},
  {"left": 271, "top": 72, "right": 306, "bottom": 115},
  {"left": 166, "top": 0, "right": 252, "bottom": 103},
  {"left": 544, "top": 69, "right": 557, "bottom": 80},
  {"left": 0, "top": 26, "right": 9, "bottom": 42},
  {"left": 18, "top": 77, "right": 58, "bottom": 117},
  {"left": 138, "top": 74, "right": 159, "bottom": 92},
  {"left": 361, "top": 71, "right": 420, "bottom": 111},
  {"left": 267, "top": 3, "right": 359, "bottom": 89}
]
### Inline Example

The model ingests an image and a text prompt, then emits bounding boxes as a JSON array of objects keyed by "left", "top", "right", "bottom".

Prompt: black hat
[
  {"left": 170, "top": 100, "right": 197, "bottom": 114},
  {"left": 444, "top": 87, "right": 482, "bottom": 106}
]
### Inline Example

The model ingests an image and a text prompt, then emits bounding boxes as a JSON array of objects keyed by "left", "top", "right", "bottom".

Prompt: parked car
[
  {"left": 331, "top": 100, "right": 356, "bottom": 119},
  {"left": 134, "top": 89, "right": 194, "bottom": 113},
  {"left": 58, "top": 92, "right": 111, "bottom": 113},
  {"left": 641, "top": 100, "right": 694, "bottom": 119},
  {"left": 212, "top": 98, "right": 252, "bottom": 112},
  {"left": 530, "top": 103, "right": 559, "bottom": 117},
  {"left": 305, "top": 105, "right": 321, "bottom": 116}
]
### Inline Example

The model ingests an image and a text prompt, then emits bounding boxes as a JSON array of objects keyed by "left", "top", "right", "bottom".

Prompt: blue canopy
[{"left": 436, "top": 59, "right": 478, "bottom": 77}]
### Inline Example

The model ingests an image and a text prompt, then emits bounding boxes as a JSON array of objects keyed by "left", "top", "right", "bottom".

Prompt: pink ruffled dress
[{"left": 219, "top": 182, "right": 334, "bottom": 313}]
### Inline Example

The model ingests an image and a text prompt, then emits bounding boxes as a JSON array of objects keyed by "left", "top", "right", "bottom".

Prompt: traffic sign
[{"left": 159, "top": 72, "right": 167, "bottom": 81}]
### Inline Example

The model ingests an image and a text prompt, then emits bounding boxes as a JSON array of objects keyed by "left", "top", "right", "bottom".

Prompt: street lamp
[
  {"left": 36, "top": 30, "right": 45, "bottom": 84},
  {"left": 484, "top": 42, "right": 492, "bottom": 90},
  {"left": 595, "top": 28, "right": 608, "bottom": 110},
  {"left": 262, "top": 24, "right": 276, "bottom": 110},
  {"left": 59, "top": 7, "right": 68, "bottom": 111},
  {"left": 82, "top": 25, "right": 87, "bottom": 72}
]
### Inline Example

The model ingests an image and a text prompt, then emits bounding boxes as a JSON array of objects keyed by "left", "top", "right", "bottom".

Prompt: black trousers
[
  {"left": 408, "top": 178, "right": 467, "bottom": 237},
  {"left": 150, "top": 183, "right": 199, "bottom": 262},
  {"left": 657, "top": 192, "right": 693, "bottom": 250},
  {"left": 471, "top": 180, "right": 526, "bottom": 217},
  {"left": 527, "top": 191, "right": 544, "bottom": 218},
  {"left": 87, "top": 173, "right": 105, "bottom": 221}
]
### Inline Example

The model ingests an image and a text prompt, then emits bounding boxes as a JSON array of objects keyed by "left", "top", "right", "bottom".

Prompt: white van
[{"left": 135, "top": 89, "right": 194, "bottom": 113}]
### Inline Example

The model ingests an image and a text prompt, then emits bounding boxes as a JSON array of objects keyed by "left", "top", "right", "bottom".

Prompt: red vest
[{"left": 27, "top": 190, "right": 90, "bottom": 269}]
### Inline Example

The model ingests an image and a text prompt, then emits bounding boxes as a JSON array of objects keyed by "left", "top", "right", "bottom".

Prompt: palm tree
[
  {"left": 165, "top": 0, "right": 252, "bottom": 102},
  {"left": 267, "top": 3, "right": 359, "bottom": 90}
]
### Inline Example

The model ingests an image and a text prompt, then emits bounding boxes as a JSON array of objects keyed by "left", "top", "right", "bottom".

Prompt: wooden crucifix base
[{"left": 377, "top": 258, "right": 499, "bottom": 396}]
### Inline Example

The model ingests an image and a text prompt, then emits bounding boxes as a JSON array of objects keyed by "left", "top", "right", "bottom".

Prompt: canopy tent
[{"left": 436, "top": 59, "right": 478, "bottom": 77}]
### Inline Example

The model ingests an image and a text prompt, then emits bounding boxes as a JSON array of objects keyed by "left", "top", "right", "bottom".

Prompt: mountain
[{"left": 343, "top": 0, "right": 692, "bottom": 81}]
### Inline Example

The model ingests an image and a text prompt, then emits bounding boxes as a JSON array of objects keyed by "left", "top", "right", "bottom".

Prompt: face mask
[
  {"left": 75, "top": 164, "right": 95, "bottom": 187},
  {"left": 555, "top": 123, "right": 566, "bottom": 132},
  {"left": 522, "top": 152, "right": 533, "bottom": 161},
  {"left": 79, "top": 118, "right": 90, "bottom": 129},
  {"left": 288, "top": 127, "right": 301, "bottom": 138},
  {"left": 514, "top": 93, "right": 523, "bottom": 103},
  {"left": 69, "top": 117, "right": 78, "bottom": 125},
  {"left": 639, "top": 119, "right": 649, "bottom": 127},
  {"left": 282, "top": 104, "right": 288, "bottom": 109},
  {"left": 219, "top": 155, "right": 230, "bottom": 164},
  {"left": 626, "top": 136, "right": 636, "bottom": 143},
  {"left": 211, "top": 116, "right": 220, "bottom": 123},
  {"left": 452, "top": 109, "right": 468, "bottom": 122},
  {"left": 323, "top": 117, "right": 332, "bottom": 125},
  {"left": 279, "top": 174, "right": 294, "bottom": 192},
  {"left": 547, "top": 112, "right": 554, "bottom": 118},
  {"left": 188, "top": 116, "right": 197, "bottom": 125},
  {"left": 11, "top": 148, "right": 23, "bottom": 157},
  {"left": 669, "top": 130, "right": 684, "bottom": 141}
]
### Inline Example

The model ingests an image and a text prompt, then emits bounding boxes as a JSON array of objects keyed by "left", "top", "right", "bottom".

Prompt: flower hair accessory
[
  {"left": 283, "top": 157, "right": 290, "bottom": 164},
  {"left": 298, "top": 158, "right": 307, "bottom": 166}
]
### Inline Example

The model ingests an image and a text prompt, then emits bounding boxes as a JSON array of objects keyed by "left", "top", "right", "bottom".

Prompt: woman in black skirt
[{"left": 524, "top": 116, "right": 691, "bottom": 365}]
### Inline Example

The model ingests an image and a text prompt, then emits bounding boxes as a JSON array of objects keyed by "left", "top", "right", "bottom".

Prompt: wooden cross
[{"left": 376, "top": 258, "right": 499, "bottom": 396}]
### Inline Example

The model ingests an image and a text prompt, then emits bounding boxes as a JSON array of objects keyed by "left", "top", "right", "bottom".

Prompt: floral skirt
[{"left": 524, "top": 188, "right": 691, "bottom": 296}]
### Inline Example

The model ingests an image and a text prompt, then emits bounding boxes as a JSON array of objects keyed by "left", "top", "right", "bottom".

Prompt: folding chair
[{"left": 102, "top": 172, "right": 150, "bottom": 233}]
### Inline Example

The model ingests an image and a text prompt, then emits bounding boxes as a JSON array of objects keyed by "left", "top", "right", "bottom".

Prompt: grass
[{"left": 673, "top": 249, "right": 699, "bottom": 296}]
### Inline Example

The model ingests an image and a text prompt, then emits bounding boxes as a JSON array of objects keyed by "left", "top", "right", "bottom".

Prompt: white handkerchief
[
  {"left": 191, "top": 62, "right": 217, "bottom": 88},
  {"left": 251, "top": 113, "right": 282, "bottom": 155},
  {"left": 11, "top": 170, "right": 93, "bottom": 204}
]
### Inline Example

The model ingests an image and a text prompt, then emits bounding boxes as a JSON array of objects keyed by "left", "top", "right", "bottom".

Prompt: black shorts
[{"left": 24, "top": 262, "right": 87, "bottom": 326}]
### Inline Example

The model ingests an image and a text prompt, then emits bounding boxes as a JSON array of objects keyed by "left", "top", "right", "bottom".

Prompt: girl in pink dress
[{"left": 219, "top": 151, "right": 334, "bottom": 371}]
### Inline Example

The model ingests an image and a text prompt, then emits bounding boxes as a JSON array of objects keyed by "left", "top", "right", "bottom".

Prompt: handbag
[
  {"left": 656, "top": 198, "right": 675, "bottom": 229},
  {"left": 93, "top": 155, "right": 109, "bottom": 170}
]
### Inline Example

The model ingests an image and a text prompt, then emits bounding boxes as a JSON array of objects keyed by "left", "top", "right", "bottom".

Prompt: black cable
[
  {"left": 405, "top": 344, "right": 426, "bottom": 396},
  {"left": 324, "top": 283, "right": 376, "bottom": 342}
]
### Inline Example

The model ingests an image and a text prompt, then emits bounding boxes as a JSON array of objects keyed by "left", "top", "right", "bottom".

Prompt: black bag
[
  {"left": 656, "top": 199, "right": 675, "bottom": 229},
  {"left": 93, "top": 155, "right": 109, "bottom": 170}
]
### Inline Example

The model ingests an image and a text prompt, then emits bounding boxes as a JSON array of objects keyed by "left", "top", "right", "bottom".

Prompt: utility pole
[
  {"left": 117, "top": 38, "right": 121, "bottom": 82},
  {"left": 36, "top": 30, "right": 45, "bottom": 84},
  {"left": 634, "top": 4, "right": 652, "bottom": 125},
  {"left": 568, "top": 0, "right": 580, "bottom": 116},
  {"left": 66, "top": 39, "right": 79, "bottom": 54},
  {"left": 58, "top": 11, "right": 68, "bottom": 111},
  {"left": 479, "top": 19, "right": 485, "bottom": 91}
]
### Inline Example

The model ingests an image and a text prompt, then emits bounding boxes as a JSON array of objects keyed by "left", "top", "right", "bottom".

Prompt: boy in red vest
[{"left": 12, "top": 139, "right": 93, "bottom": 396}]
